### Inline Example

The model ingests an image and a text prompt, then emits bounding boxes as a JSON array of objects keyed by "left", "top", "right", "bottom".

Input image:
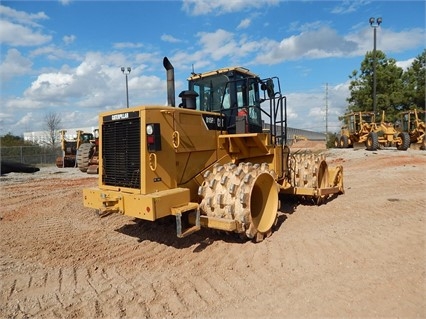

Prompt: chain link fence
[{"left": 0, "top": 146, "right": 61, "bottom": 165}]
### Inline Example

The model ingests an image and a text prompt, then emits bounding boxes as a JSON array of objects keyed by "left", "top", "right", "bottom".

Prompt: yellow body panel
[
  {"left": 83, "top": 187, "right": 190, "bottom": 221},
  {"left": 189, "top": 213, "right": 237, "bottom": 232},
  {"left": 87, "top": 105, "right": 230, "bottom": 221}
]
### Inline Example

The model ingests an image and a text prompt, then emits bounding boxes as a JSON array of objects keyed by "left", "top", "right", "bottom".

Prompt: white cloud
[
  {"left": 289, "top": 20, "right": 330, "bottom": 33},
  {"left": 167, "top": 50, "right": 211, "bottom": 72},
  {"left": 197, "top": 29, "right": 237, "bottom": 60},
  {"left": 237, "top": 18, "right": 251, "bottom": 30},
  {"left": 379, "top": 28, "right": 425, "bottom": 53},
  {"left": 281, "top": 81, "right": 350, "bottom": 133},
  {"left": 182, "top": 0, "right": 279, "bottom": 16},
  {"left": 15, "top": 112, "right": 34, "bottom": 126},
  {"left": 345, "top": 26, "right": 425, "bottom": 55},
  {"left": 331, "top": 0, "right": 370, "bottom": 14},
  {"left": 0, "top": 20, "right": 51, "bottom": 46},
  {"left": 0, "top": 5, "right": 51, "bottom": 47},
  {"left": 59, "top": 0, "right": 72, "bottom": 5},
  {"left": 0, "top": 48, "right": 33, "bottom": 81},
  {"left": 252, "top": 25, "right": 425, "bottom": 66},
  {"left": 0, "top": 111, "right": 14, "bottom": 133},
  {"left": 1, "top": 111, "right": 36, "bottom": 136},
  {"left": 113, "top": 42, "right": 144, "bottom": 49},
  {"left": 0, "top": 4, "right": 48, "bottom": 27},
  {"left": 157, "top": 23, "right": 424, "bottom": 74},
  {"left": 396, "top": 58, "right": 415, "bottom": 71},
  {"left": 134, "top": 53, "right": 161, "bottom": 72},
  {"left": 253, "top": 27, "right": 358, "bottom": 64},
  {"left": 193, "top": 29, "right": 263, "bottom": 63},
  {"left": 161, "top": 34, "right": 182, "bottom": 43},
  {"left": 63, "top": 35, "right": 76, "bottom": 45},
  {"left": 29, "top": 45, "right": 82, "bottom": 63},
  {"left": 24, "top": 72, "right": 74, "bottom": 104},
  {"left": 4, "top": 97, "right": 44, "bottom": 111},
  {"left": 4, "top": 50, "right": 167, "bottom": 116}
]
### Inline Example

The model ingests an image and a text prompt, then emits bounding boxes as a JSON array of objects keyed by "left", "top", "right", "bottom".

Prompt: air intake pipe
[{"left": 163, "top": 57, "right": 175, "bottom": 107}]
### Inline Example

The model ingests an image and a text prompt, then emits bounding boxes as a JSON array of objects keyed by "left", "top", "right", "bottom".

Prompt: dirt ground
[{"left": 0, "top": 148, "right": 425, "bottom": 319}]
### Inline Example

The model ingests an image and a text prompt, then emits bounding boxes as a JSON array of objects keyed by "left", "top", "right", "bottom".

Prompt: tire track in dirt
[
  {"left": 261, "top": 152, "right": 426, "bottom": 317},
  {"left": 76, "top": 239, "right": 284, "bottom": 317},
  {"left": 1, "top": 151, "right": 425, "bottom": 318}
]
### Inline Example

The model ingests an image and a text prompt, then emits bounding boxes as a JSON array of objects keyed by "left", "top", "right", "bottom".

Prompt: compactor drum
[
  {"left": 83, "top": 57, "right": 344, "bottom": 242},
  {"left": 198, "top": 162, "right": 279, "bottom": 241}
]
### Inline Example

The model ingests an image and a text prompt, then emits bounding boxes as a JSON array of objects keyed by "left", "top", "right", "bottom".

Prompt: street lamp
[
  {"left": 121, "top": 66, "right": 131, "bottom": 108},
  {"left": 369, "top": 17, "right": 382, "bottom": 119}
]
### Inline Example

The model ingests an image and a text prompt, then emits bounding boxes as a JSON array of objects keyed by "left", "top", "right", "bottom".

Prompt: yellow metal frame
[{"left": 83, "top": 187, "right": 190, "bottom": 221}]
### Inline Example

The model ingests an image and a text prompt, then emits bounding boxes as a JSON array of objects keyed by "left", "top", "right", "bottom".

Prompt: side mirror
[{"left": 261, "top": 79, "right": 275, "bottom": 98}]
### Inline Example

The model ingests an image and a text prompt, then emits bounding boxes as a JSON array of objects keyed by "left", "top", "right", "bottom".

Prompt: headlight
[{"left": 146, "top": 124, "right": 154, "bottom": 135}]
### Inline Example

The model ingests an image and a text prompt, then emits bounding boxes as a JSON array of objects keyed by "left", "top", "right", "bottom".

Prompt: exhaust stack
[{"left": 163, "top": 57, "right": 175, "bottom": 107}]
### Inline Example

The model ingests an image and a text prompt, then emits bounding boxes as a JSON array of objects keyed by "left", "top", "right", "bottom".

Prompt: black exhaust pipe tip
[
  {"left": 163, "top": 57, "right": 173, "bottom": 70},
  {"left": 163, "top": 57, "right": 176, "bottom": 107}
]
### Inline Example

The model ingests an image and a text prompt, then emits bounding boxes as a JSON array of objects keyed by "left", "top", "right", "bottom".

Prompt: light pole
[
  {"left": 121, "top": 66, "right": 131, "bottom": 108},
  {"left": 369, "top": 17, "right": 382, "bottom": 120}
]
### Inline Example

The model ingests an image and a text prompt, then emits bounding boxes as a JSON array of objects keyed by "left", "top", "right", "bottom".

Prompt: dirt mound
[{"left": 290, "top": 140, "right": 326, "bottom": 151}]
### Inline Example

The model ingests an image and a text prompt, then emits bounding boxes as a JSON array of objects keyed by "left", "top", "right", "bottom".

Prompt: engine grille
[{"left": 102, "top": 117, "right": 141, "bottom": 188}]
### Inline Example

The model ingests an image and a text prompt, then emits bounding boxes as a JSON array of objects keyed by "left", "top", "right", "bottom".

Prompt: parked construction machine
[
  {"left": 56, "top": 130, "right": 94, "bottom": 168},
  {"left": 83, "top": 57, "right": 344, "bottom": 242},
  {"left": 76, "top": 129, "right": 99, "bottom": 174},
  {"left": 336, "top": 111, "right": 410, "bottom": 151},
  {"left": 335, "top": 111, "right": 376, "bottom": 149},
  {"left": 368, "top": 111, "right": 410, "bottom": 151},
  {"left": 397, "top": 108, "right": 425, "bottom": 150}
]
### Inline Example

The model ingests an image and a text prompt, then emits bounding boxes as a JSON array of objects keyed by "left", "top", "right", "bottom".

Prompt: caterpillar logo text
[{"left": 112, "top": 113, "right": 129, "bottom": 121}]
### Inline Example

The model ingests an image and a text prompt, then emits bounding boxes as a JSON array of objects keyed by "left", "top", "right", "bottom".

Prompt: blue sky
[{"left": 0, "top": 0, "right": 425, "bottom": 136}]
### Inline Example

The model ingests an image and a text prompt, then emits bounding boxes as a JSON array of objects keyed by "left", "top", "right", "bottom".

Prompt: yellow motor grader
[
  {"left": 397, "top": 108, "right": 425, "bottom": 150},
  {"left": 83, "top": 57, "right": 344, "bottom": 242},
  {"left": 336, "top": 111, "right": 410, "bottom": 151},
  {"left": 367, "top": 111, "right": 410, "bottom": 151},
  {"left": 335, "top": 111, "right": 376, "bottom": 149}
]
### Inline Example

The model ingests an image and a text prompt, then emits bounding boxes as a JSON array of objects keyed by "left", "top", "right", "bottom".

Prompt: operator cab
[
  {"left": 80, "top": 133, "right": 94, "bottom": 143},
  {"left": 183, "top": 67, "right": 264, "bottom": 134}
]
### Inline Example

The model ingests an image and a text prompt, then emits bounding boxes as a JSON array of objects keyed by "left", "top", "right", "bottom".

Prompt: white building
[{"left": 23, "top": 127, "right": 97, "bottom": 145}]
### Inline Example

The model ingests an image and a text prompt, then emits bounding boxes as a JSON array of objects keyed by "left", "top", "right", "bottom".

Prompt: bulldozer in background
[
  {"left": 397, "top": 108, "right": 425, "bottom": 150},
  {"left": 335, "top": 111, "right": 410, "bottom": 151},
  {"left": 56, "top": 130, "right": 93, "bottom": 168},
  {"left": 76, "top": 129, "right": 99, "bottom": 174},
  {"left": 83, "top": 57, "right": 344, "bottom": 242}
]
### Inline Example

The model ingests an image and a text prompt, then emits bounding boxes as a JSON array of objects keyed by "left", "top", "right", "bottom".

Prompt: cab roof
[{"left": 188, "top": 66, "right": 258, "bottom": 81}]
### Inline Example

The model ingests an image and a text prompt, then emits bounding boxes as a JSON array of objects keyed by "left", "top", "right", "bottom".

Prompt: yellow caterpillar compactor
[{"left": 83, "top": 58, "right": 344, "bottom": 242}]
